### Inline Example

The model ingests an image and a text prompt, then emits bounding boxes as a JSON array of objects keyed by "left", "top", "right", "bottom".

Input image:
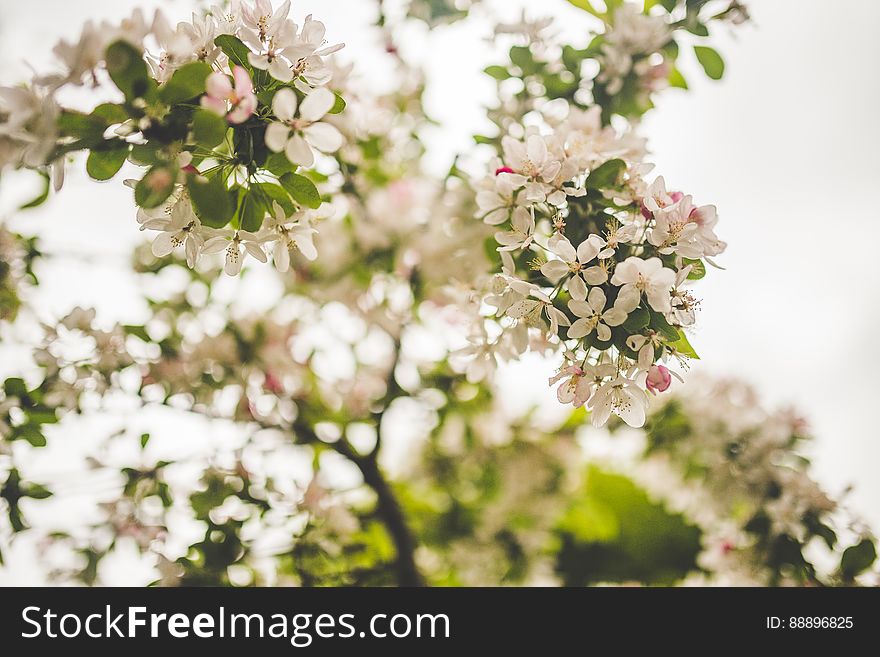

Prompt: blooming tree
[{"left": 0, "top": 0, "right": 875, "bottom": 586}]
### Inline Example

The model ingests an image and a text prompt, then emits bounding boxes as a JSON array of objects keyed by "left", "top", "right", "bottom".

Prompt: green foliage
[
  {"left": 86, "top": 143, "right": 130, "bottom": 181},
  {"left": 555, "top": 467, "right": 702, "bottom": 585},
  {"left": 214, "top": 35, "right": 252, "bottom": 71},
  {"left": 187, "top": 173, "right": 236, "bottom": 228},
  {"left": 329, "top": 93, "right": 346, "bottom": 115},
  {"left": 234, "top": 188, "right": 267, "bottom": 232},
  {"left": 192, "top": 108, "right": 228, "bottom": 148},
  {"left": 19, "top": 172, "right": 50, "bottom": 209},
  {"left": 280, "top": 172, "right": 321, "bottom": 209},
  {"left": 135, "top": 165, "right": 176, "bottom": 209},
  {"left": 840, "top": 539, "right": 877, "bottom": 580},
  {"left": 159, "top": 61, "right": 213, "bottom": 105},
  {"left": 669, "top": 329, "right": 700, "bottom": 360},
  {"left": 586, "top": 158, "right": 626, "bottom": 188},
  {"left": 105, "top": 40, "right": 152, "bottom": 102},
  {"left": 694, "top": 45, "right": 725, "bottom": 80}
]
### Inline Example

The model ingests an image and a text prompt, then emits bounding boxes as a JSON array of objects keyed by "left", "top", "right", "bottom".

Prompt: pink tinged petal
[
  {"left": 265, "top": 123, "right": 291, "bottom": 152},
  {"left": 247, "top": 52, "right": 271, "bottom": 70},
  {"left": 299, "top": 87, "right": 335, "bottom": 122},
  {"left": 567, "top": 318, "right": 591, "bottom": 340},
  {"left": 576, "top": 238, "right": 600, "bottom": 264},
  {"left": 602, "top": 307, "right": 627, "bottom": 327},
  {"left": 273, "top": 241, "right": 290, "bottom": 272},
  {"left": 567, "top": 274, "right": 587, "bottom": 301},
  {"left": 272, "top": 88, "right": 298, "bottom": 121},
  {"left": 227, "top": 95, "right": 257, "bottom": 124},
  {"left": 582, "top": 266, "right": 607, "bottom": 286},
  {"left": 596, "top": 323, "right": 611, "bottom": 342},
  {"left": 201, "top": 237, "right": 229, "bottom": 254},
  {"left": 526, "top": 135, "right": 547, "bottom": 165},
  {"left": 285, "top": 134, "right": 315, "bottom": 166},
  {"left": 295, "top": 234, "right": 318, "bottom": 261},
  {"left": 151, "top": 232, "right": 175, "bottom": 257},
  {"left": 244, "top": 241, "right": 268, "bottom": 262},
  {"left": 540, "top": 260, "right": 569, "bottom": 281},
  {"left": 557, "top": 378, "right": 576, "bottom": 404},
  {"left": 646, "top": 365, "right": 672, "bottom": 394},
  {"left": 200, "top": 96, "right": 228, "bottom": 116},
  {"left": 268, "top": 57, "right": 294, "bottom": 82},
  {"left": 567, "top": 300, "right": 592, "bottom": 318},
  {"left": 616, "top": 392, "right": 646, "bottom": 428},
  {"left": 615, "top": 285, "right": 641, "bottom": 313},
  {"left": 206, "top": 71, "right": 233, "bottom": 99},
  {"left": 184, "top": 238, "right": 199, "bottom": 268},
  {"left": 510, "top": 207, "right": 532, "bottom": 233},
  {"left": 303, "top": 122, "right": 343, "bottom": 152},
  {"left": 587, "top": 286, "right": 606, "bottom": 312},
  {"left": 550, "top": 235, "right": 577, "bottom": 262},
  {"left": 232, "top": 66, "right": 253, "bottom": 94}
]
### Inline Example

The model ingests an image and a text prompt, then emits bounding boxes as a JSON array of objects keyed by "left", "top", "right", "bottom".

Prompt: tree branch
[{"left": 293, "top": 418, "right": 425, "bottom": 587}]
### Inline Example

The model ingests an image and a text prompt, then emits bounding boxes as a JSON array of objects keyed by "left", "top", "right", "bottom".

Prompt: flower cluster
[
  {"left": 469, "top": 102, "right": 723, "bottom": 428},
  {"left": 0, "top": 1, "right": 346, "bottom": 275},
  {"left": 629, "top": 379, "right": 877, "bottom": 585}
]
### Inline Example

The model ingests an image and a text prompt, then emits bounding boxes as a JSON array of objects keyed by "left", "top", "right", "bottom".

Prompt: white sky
[{"left": 1, "top": 0, "right": 878, "bottom": 583}]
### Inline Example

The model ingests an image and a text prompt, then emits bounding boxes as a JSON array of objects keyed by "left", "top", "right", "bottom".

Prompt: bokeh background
[{"left": 1, "top": 0, "right": 878, "bottom": 582}]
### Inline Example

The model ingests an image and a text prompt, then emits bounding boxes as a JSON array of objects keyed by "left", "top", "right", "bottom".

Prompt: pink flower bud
[
  {"left": 646, "top": 364, "right": 672, "bottom": 393},
  {"left": 495, "top": 166, "right": 515, "bottom": 176}
]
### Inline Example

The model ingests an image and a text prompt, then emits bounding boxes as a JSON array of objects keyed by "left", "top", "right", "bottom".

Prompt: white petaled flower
[
  {"left": 241, "top": 0, "right": 291, "bottom": 43},
  {"left": 649, "top": 195, "right": 702, "bottom": 258},
  {"left": 259, "top": 201, "right": 318, "bottom": 273},
  {"left": 265, "top": 87, "right": 343, "bottom": 167},
  {"left": 588, "top": 373, "right": 649, "bottom": 428},
  {"left": 566, "top": 281, "right": 629, "bottom": 342},
  {"left": 626, "top": 331, "right": 665, "bottom": 371},
  {"left": 141, "top": 196, "right": 203, "bottom": 268},
  {"left": 610, "top": 256, "right": 675, "bottom": 313},
  {"left": 540, "top": 234, "right": 608, "bottom": 285},
  {"left": 501, "top": 134, "right": 561, "bottom": 184},
  {"left": 286, "top": 16, "right": 345, "bottom": 88},
  {"left": 506, "top": 290, "right": 571, "bottom": 337},
  {"left": 548, "top": 364, "right": 591, "bottom": 408},
  {"left": 669, "top": 265, "right": 698, "bottom": 327},
  {"left": 244, "top": 21, "right": 297, "bottom": 82},
  {"left": 599, "top": 220, "right": 639, "bottom": 258},
  {"left": 494, "top": 207, "right": 535, "bottom": 251},
  {"left": 476, "top": 170, "right": 527, "bottom": 225},
  {"left": 202, "top": 228, "right": 267, "bottom": 275}
]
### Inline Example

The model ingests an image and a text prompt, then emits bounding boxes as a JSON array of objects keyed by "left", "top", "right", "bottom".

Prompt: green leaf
[
  {"left": 18, "top": 425, "right": 47, "bottom": 447},
  {"left": 682, "top": 258, "right": 706, "bottom": 280},
  {"left": 90, "top": 103, "right": 129, "bottom": 124},
  {"left": 565, "top": 0, "right": 604, "bottom": 19},
  {"left": 159, "top": 61, "right": 213, "bottom": 104},
  {"left": 19, "top": 172, "right": 50, "bottom": 210},
  {"left": 235, "top": 188, "right": 267, "bottom": 232},
  {"left": 105, "top": 40, "right": 151, "bottom": 101},
  {"left": 484, "top": 65, "right": 510, "bottom": 81},
  {"left": 668, "top": 66, "right": 688, "bottom": 90},
  {"left": 192, "top": 108, "right": 228, "bottom": 148},
  {"left": 650, "top": 309, "right": 680, "bottom": 343},
  {"left": 264, "top": 152, "right": 297, "bottom": 176},
  {"left": 509, "top": 46, "right": 538, "bottom": 75},
  {"left": 841, "top": 539, "right": 877, "bottom": 579},
  {"left": 187, "top": 173, "right": 235, "bottom": 228},
  {"left": 279, "top": 172, "right": 321, "bottom": 209},
  {"left": 86, "top": 143, "right": 130, "bottom": 181},
  {"left": 693, "top": 45, "right": 725, "bottom": 80},
  {"left": 57, "top": 110, "right": 108, "bottom": 144},
  {"left": 135, "top": 165, "right": 176, "bottom": 209},
  {"left": 669, "top": 329, "right": 700, "bottom": 360},
  {"left": 586, "top": 158, "right": 626, "bottom": 189},
  {"left": 140, "top": 433, "right": 151, "bottom": 448},
  {"left": 4, "top": 377, "right": 28, "bottom": 398},
  {"left": 329, "top": 93, "right": 346, "bottom": 115},
  {"left": 213, "top": 35, "right": 253, "bottom": 71},
  {"left": 251, "top": 182, "right": 295, "bottom": 215},
  {"left": 22, "top": 483, "right": 53, "bottom": 500},
  {"left": 622, "top": 306, "right": 650, "bottom": 333}
]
